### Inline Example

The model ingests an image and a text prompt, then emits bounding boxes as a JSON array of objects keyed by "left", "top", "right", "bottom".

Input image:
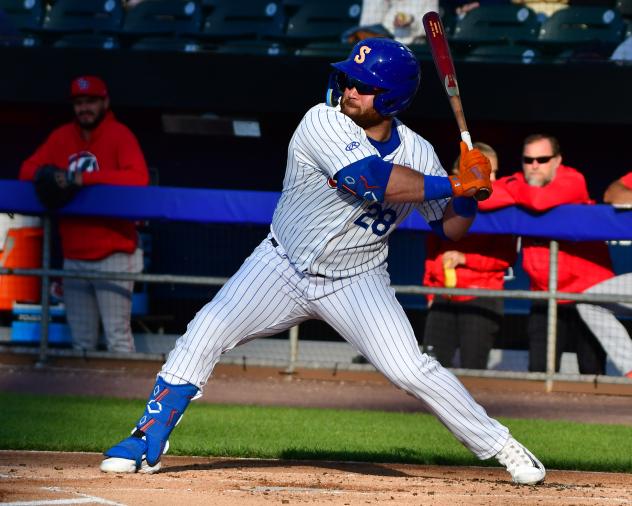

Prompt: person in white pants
[
  {"left": 577, "top": 274, "right": 632, "bottom": 377},
  {"left": 99, "top": 38, "right": 546, "bottom": 485},
  {"left": 577, "top": 173, "right": 632, "bottom": 377}
]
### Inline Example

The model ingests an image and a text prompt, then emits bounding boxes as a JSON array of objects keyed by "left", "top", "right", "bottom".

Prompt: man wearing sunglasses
[
  {"left": 482, "top": 134, "right": 614, "bottom": 376},
  {"left": 100, "top": 38, "right": 545, "bottom": 486}
]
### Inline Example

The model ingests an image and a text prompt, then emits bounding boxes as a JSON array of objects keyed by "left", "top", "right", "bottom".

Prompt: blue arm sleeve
[
  {"left": 334, "top": 155, "right": 393, "bottom": 203},
  {"left": 452, "top": 196, "right": 478, "bottom": 218},
  {"left": 428, "top": 219, "right": 449, "bottom": 240},
  {"left": 424, "top": 176, "right": 453, "bottom": 201}
]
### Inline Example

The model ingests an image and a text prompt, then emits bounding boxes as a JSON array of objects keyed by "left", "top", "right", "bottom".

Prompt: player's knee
[
  {"left": 385, "top": 369, "right": 419, "bottom": 393},
  {"left": 386, "top": 355, "right": 440, "bottom": 392}
]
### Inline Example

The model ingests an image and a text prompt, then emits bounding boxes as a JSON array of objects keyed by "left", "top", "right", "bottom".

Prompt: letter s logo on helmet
[
  {"left": 354, "top": 46, "right": 371, "bottom": 64},
  {"left": 326, "top": 38, "right": 421, "bottom": 117}
]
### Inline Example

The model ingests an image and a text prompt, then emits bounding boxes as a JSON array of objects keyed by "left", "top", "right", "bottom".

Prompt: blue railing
[{"left": 2, "top": 180, "right": 632, "bottom": 240}]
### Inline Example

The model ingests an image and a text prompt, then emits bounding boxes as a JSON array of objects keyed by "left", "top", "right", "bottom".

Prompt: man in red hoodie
[
  {"left": 493, "top": 134, "right": 612, "bottom": 374},
  {"left": 19, "top": 75, "right": 149, "bottom": 353}
]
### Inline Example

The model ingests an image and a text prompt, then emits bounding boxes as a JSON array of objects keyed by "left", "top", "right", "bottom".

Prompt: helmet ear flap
[{"left": 325, "top": 71, "right": 343, "bottom": 107}]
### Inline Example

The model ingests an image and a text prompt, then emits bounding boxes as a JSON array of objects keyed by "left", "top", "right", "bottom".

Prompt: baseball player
[{"left": 100, "top": 38, "right": 545, "bottom": 485}]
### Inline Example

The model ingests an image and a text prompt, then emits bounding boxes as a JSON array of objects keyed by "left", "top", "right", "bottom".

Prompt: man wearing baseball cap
[{"left": 19, "top": 75, "right": 149, "bottom": 353}]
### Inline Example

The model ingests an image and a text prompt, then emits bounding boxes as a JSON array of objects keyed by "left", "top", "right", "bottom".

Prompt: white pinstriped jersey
[{"left": 271, "top": 103, "right": 449, "bottom": 278}]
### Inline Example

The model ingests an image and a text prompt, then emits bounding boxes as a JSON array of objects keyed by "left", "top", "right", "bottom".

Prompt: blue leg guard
[{"left": 104, "top": 377, "right": 198, "bottom": 470}]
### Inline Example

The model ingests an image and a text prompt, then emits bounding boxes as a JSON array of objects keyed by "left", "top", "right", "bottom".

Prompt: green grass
[{"left": 1, "top": 392, "right": 631, "bottom": 473}]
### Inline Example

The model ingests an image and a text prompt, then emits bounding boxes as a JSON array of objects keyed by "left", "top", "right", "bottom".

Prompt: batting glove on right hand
[{"left": 449, "top": 142, "right": 493, "bottom": 201}]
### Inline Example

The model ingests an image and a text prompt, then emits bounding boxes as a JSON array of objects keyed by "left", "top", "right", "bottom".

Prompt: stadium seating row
[{"left": 0, "top": 0, "right": 630, "bottom": 62}]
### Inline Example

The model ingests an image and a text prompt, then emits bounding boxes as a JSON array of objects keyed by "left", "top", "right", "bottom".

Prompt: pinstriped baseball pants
[{"left": 161, "top": 236, "right": 509, "bottom": 459}]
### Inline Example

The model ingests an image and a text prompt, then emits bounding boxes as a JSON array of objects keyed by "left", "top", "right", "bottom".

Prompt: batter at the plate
[{"left": 100, "top": 37, "right": 545, "bottom": 486}]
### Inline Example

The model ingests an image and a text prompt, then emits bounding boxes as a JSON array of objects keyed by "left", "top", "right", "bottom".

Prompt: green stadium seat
[
  {"left": 452, "top": 5, "right": 541, "bottom": 47},
  {"left": 0, "top": 0, "right": 44, "bottom": 32},
  {"left": 293, "top": 40, "right": 352, "bottom": 57},
  {"left": 439, "top": 6, "right": 457, "bottom": 37},
  {"left": 200, "top": 0, "right": 219, "bottom": 16},
  {"left": 131, "top": 36, "right": 201, "bottom": 52},
  {"left": 121, "top": 0, "right": 203, "bottom": 38},
  {"left": 41, "top": 0, "right": 124, "bottom": 34},
  {"left": 537, "top": 6, "right": 626, "bottom": 56},
  {"left": 282, "top": 0, "right": 362, "bottom": 46},
  {"left": 214, "top": 39, "right": 290, "bottom": 55},
  {"left": 53, "top": 33, "right": 120, "bottom": 49},
  {"left": 616, "top": 0, "right": 632, "bottom": 20},
  {"left": 199, "top": 0, "right": 286, "bottom": 42},
  {"left": 0, "top": 0, "right": 44, "bottom": 46},
  {"left": 464, "top": 44, "right": 543, "bottom": 64},
  {"left": 410, "top": 42, "right": 432, "bottom": 60}
]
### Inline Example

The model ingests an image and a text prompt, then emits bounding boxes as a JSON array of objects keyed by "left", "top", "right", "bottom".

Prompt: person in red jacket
[
  {"left": 422, "top": 142, "right": 517, "bottom": 369},
  {"left": 19, "top": 75, "right": 149, "bottom": 353},
  {"left": 494, "top": 134, "right": 612, "bottom": 374}
]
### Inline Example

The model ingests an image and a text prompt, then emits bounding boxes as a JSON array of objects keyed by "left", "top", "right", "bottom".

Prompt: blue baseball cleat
[{"left": 100, "top": 376, "right": 198, "bottom": 474}]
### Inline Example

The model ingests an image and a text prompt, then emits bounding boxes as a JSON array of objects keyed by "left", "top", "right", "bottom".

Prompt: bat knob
[{"left": 474, "top": 187, "right": 491, "bottom": 202}]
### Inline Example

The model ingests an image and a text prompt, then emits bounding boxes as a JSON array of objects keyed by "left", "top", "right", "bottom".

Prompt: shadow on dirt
[{"left": 165, "top": 457, "right": 413, "bottom": 477}]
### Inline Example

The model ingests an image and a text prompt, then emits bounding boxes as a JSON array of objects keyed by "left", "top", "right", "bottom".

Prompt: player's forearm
[
  {"left": 385, "top": 165, "right": 488, "bottom": 204},
  {"left": 385, "top": 165, "right": 462, "bottom": 203},
  {"left": 383, "top": 165, "right": 425, "bottom": 202},
  {"left": 441, "top": 200, "right": 475, "bottom": 241}
]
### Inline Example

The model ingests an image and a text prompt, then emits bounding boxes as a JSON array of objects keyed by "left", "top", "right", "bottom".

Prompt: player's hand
[
  {"left": 394, "top": 12, "right": 414, "bottom": 27},
  {"left": 449, "top": 142, "right": 492, "bottom": 200},
  {"left": 442, "top": 250, "right": 466, "bottom": 269}
]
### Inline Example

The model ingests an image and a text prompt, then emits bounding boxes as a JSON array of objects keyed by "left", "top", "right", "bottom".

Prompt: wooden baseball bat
[{"left": 422, "top": 11, "right": 490, "bottom": 201}]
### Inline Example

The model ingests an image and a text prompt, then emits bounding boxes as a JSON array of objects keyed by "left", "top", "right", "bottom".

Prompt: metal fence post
[
  {"left": 545, "top": 239, "right": 559, "bottom": 392},
  {"left": 36, "top": 216, "right": 52, "bottom": 367},
  {"left": 285, "top": 325, "right": 299, "bottom": 374}
]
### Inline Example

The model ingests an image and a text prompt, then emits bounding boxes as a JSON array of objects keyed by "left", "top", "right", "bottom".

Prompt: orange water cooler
[{"left": 0, "top": 227, "right": 43, "bottom": 310}]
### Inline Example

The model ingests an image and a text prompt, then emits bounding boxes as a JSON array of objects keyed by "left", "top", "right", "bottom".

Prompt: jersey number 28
[{"left": 354, "top": 203, "right": 397, "bottom": 236}]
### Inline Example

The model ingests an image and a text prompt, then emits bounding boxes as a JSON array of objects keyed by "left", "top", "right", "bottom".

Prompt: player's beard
[
  {"left": 76, "top": 108, "right": 106, "bottom": 130},
  {"left": 340, "top": 96, "right": 384, "bottom": 129}
]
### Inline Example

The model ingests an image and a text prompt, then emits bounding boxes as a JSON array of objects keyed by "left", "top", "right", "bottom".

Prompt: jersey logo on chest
[{"left": 68, "top": 151, "right": 99, "bottom": 174}]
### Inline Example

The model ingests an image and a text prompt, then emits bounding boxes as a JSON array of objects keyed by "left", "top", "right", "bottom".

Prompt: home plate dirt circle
[{"left": 1, "top": 451, "right": 631, "bottom": 506}]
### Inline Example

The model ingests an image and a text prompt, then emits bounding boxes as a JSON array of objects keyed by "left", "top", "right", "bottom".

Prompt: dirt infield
[
  {"left": 1, "top": 451, "right": 631, "bottom": 506},
  {"left": 1, "top": 355, "right": 632, "bottom": 505}
]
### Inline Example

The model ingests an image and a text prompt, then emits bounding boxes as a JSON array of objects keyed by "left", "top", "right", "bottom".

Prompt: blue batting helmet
[{"left": 326, "top": 38, "right": 421, "bottom": 117}]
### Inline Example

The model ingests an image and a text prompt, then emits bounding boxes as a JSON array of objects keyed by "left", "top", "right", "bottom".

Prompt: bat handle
[
  {"left": 459, "top": 130, "right": 490, "bottom": 201},
  {"left": 474, "top": 187, "right": 491, "bottom": 201},
  {"left": 461, "top": 131, "right": 473, "bottom": 150}
]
